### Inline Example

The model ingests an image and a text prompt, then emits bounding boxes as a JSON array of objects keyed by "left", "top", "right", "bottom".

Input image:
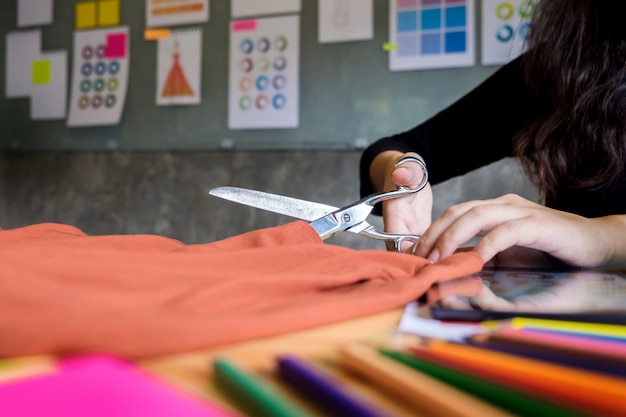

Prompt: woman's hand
[
  {"left": 370, "top": 151, "right": 434, "bottom": 251},
  {"left": 414, "top": 193, "right": 626, "bottom": 268}
]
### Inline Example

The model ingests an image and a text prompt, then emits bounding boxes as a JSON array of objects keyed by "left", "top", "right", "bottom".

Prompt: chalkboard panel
[{"left": 1, "top": 1, "right": 498, "bottom": 151}]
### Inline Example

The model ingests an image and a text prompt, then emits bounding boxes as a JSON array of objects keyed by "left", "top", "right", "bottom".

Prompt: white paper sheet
[
  {"left": 146, "top": 0, "right": 209, "bottom": 28},
  {"left": 397, "top": 301, "right": 483, "bottom": 342},
  {"left": 231, "top": 0, "right": 301, "bottom": 18},
  {"left": 318, "top": 0, "right": 373, "bottom": 44},
  {"left": 228, "top": 15, "right": 299, "bottom": 129},
  {"left": 156, "top": 29, "right": 202, "bottom": 106},
  {"left": 389, "top": 0, "right": 476, "bottom": 71},
  {"left": 67, "top": 27, "right": 130, "bottom": 127},
  {"left": 481, "top": 0, "right": 536, "bottom": 65},
  {"left": 5, "top": 31, "right": 41, "bottom": 98},
  {"left": 18, "top": 0, "right": 54, "bottom": 27},
  {"left": 30, "top": 51, "right": 67, "bottom": 120}
]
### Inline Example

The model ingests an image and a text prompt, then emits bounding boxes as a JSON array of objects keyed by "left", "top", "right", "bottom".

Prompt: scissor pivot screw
[{"left": 343, "top": 214, "right": 351, "bottom": 222}]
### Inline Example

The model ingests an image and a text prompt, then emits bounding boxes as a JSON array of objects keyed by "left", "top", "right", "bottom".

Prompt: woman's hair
[{"left": 514, "top": 0, "right": 626, "bottom": 203}]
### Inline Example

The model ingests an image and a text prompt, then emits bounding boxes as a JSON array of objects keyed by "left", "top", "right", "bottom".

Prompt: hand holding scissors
[{"left": 210, "top": 156, "right": 429, "bottom": 253}]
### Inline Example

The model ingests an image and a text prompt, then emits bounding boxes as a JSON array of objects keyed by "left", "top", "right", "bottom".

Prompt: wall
[{"left": 0, "top": 151, "right": 535, "bottom": 248}]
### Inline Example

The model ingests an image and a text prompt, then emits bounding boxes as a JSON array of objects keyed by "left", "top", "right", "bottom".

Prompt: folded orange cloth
[{"left": 0, "top": 221, "right": 483, "bottom": 358}]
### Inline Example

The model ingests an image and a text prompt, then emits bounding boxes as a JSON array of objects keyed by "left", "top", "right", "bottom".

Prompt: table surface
[{"left": 139, "top": 307, "right": 425, "bottom": 417}]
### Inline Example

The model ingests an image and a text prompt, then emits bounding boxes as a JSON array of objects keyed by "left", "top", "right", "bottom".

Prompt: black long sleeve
[
  {"left": 360, "top": 56, "right": 537, "bottom": 198},
  {"left": 359, "top": 56, "right": 626, "bottom": 218}
]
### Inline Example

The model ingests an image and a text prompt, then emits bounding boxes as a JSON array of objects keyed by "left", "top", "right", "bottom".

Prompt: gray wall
[{"left": 0, "top": 151, "right": 535, "bottom": 249}]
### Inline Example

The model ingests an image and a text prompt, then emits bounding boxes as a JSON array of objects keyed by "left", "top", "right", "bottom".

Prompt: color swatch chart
[
  {"left": 389, "top": 0, "right": 475, "bottom": 71},
  {"left": 67, "top": 27, "right": 129, "bottom": 127},
  {"left": 228, "top": 15, "right": 299, "bottom": 129}
]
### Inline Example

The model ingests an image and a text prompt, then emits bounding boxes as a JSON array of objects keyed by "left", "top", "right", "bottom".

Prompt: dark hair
[{"left": 514, "top": 0, "right": 626, "bottom": 202}]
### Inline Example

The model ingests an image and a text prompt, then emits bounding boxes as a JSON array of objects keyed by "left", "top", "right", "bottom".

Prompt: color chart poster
[
  {"left": 146, "top": 0, "right": 209, "bottom": 28},
  {"left": 5, "top": 30, "right": 67, "bottom": 120},
  {"left": 156, "top": 29, "right": 203, "bottom": 106},
  {"left": 481, "top": 0, "right": 536, "bottom": 65},
  {"left": 67, "top": 27, "right": 130, "bottom": 127},
  {"left": 389, "top": 0, "right": 476, "bottom": 71},
  {"left": 228, "top": 15, "right": 300, "bottom": 130}
]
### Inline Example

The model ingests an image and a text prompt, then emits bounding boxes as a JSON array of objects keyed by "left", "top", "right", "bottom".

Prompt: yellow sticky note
[
  {"left": 98, "top": 0, "right": 120, "bottom": 27},
  {"left": 144, "top": 29, "right": 171, "bottom": 41},
  {"left": 383, "top": 43, "right": 399, "bottom": 51},
  {"left": 31, "top": 60, "right": 51, "bottom": 85},
  {"left": 76, "top": 1, "right": 96, "bottom": 29}
]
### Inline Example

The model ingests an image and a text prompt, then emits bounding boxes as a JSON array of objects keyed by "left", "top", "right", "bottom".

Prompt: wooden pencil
[{"left": 338, "top": 344, "right": 515, "bottom": 417}]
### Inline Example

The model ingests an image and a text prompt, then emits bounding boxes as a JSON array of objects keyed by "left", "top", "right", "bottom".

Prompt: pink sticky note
[
  {"left": 232, "top": 20, "right": 257, "bottom": 32},
  {"left": 0, "top": 354, "right": 241, "bottom": 417},
  {"left": 105, "top": 32, "right": 126, "bottom": 58}
]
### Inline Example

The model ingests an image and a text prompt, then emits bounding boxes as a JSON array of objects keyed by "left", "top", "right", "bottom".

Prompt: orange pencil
[
  {"left": 411, "top": 340, "right": 626, "bottom": 417},
  {"left": 339, "top": 344, "right": 514, "bottom": 417}
]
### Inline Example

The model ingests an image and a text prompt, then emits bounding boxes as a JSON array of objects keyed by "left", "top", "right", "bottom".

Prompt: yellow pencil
[
  {"left": 338, "top": 344, "right": 515, "bottom": 417},
  {"left": 483, "top": 317, "right": 626, "bottom": 338}
]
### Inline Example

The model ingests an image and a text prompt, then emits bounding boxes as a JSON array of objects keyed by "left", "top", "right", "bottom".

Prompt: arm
[{"left": 414, "top": 194, "right": 626, "bottom": 268}]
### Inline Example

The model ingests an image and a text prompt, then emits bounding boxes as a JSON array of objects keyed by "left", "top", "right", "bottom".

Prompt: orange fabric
[{"left": 0, "top": 221, "right": 483, "bottom": 359}]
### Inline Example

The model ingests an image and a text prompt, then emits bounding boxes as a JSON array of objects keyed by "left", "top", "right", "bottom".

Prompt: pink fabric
[{"left": 0, "top": 221, "right": 483, "bottom": 358}]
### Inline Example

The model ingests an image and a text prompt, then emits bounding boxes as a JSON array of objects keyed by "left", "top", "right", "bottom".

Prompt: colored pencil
[
  {"left": 276, "top": 354, "right": 399, "bottom": 417},
  {"left": 409, "top": 340, "right": 626, "bottom": 416},
  {"left": 467, "top": 335, "right": 626, "bottom": 377},
  {"left": 380, "top": 349, "right": 587, "bottom": 417},
  {"left": 483, "top": 317, "right": 626, "bottom": 339},
  {"left": 338, "top": 344, "right": 515, "bottom": 417},
  {"left": 213, "top": 357, "right": 315, "bottom": 417}
]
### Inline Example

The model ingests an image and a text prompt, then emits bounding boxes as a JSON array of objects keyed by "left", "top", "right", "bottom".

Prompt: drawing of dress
[{"left": 161, "top": 41, "right": 194, "bottom": 97}]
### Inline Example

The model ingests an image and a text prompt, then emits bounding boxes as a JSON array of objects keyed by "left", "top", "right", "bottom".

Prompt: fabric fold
[{"left": 0, "top": 221, "right": 483, "bottom": 358}]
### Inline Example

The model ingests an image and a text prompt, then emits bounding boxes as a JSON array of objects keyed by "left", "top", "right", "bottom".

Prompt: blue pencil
[{"left": 276, "top": 354, "right": 400, "bottom": 417}]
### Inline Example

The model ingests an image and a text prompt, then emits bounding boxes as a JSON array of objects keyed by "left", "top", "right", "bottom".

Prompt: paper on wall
[
  {"left": 156, "top": 29, "right": 203, "bottom": 106},
  {"left": 18, "top": 0, "right": 54, "bottom": 27},
  {"left": 318, "top": 0, "right": 373, "bottom": 44},
  {"left": 481, "top": 0, "right": 536, "bottom": 65},
  {"left": 5, "top": 30, "right": 67, "bottom": 120},
  {"left": 231, "top": 0, "right": 301, "bottom": 18},
  {"left": 146, "top": 0, "right": 209, "bottom": 28},
  {"left": 67, "top": 27, "right": 130, "bottom": 127},
  {"left": 228, "top": 15, "right": 300, "bottom": 129}
]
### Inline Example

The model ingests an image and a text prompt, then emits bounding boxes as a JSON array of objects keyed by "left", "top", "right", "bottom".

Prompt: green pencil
[
  {"left": 213, "top": 357, "right": 315, "bottom": 417},
  {"left": 379, "top": 350, "right": 588, "bottom": 417}
]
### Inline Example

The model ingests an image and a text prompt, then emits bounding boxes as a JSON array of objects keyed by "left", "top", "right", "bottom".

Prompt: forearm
[{"left": 596, "top": 214, "right": 626, "bottom": 268}]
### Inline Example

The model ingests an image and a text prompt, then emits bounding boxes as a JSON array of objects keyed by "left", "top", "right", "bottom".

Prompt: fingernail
[{"left": 427, "top": 248, "right": 440, "bottom": 263}]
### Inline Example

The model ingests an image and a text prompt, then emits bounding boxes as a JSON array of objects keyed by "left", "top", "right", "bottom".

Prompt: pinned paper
[
  {"left": 18, "top": 0, "right": 54, "bottom": 27},
  {"left": 5, "top": 30, "right": 67, "bottom": 120},
  {"left": 146, "top": 0, "right": 209, "bottom": 28},
  {"left": 67, "top": 27, "right": 130, "bottom": 127},
  {"left": 318, "top": 0, "right": 373, "bottom": 44},
  {"left": 98, "top": 0, "right": 120, "bottom": 26},
  {"left": 76, "top": 1, "right": 97, "bottom": 29},
  {"left": 388, "top": 0, "right": 476, "bottom": 71},
  {"left": 231, "top": 0, "right": 301, "bottom": 18},
  {"left": 31, "top": 60, "right": 51, "bottom": 85},
  {"left": 105, "top": 32, "right": 127, "bottom": 58},
  {"left": 481, "top": 0, "right": 536, "bottom": 65},
  {"left": 144, "top": 29, "right": 171, "bottom": 41},
  {"left": 157, "top": 29, "right": 202, "bottom": 106},
  {"left": 228, "top": 15, "right": 300, "bottom": 129}
]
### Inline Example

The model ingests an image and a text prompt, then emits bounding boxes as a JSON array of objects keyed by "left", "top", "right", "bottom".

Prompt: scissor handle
[
  {"left": 359, "top": 226, "right": 421, "bottom": 253},
  {"left": 362, "top": 156, "right": 429, "bottom": 207}
]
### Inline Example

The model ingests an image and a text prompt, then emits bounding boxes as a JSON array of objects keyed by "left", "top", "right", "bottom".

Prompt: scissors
[{"left": 209, "top": 156, "right": 428, "bottom": 252}]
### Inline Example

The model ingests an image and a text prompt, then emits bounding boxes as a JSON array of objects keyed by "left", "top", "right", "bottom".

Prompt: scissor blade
[{"left": 209, "top": 186, "right": 338, "bottom": 221}]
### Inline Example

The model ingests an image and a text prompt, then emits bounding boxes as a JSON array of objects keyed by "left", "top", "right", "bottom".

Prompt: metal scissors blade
[{"left": 209, "top": 186, "right": 385, "bottom": 239}]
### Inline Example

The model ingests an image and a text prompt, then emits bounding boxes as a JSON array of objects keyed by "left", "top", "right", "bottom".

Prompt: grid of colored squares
[
  {"left": 76, "top": 0, "right": 120, "bottom": 29},
  {"left": 396, "top": 0, "right": 468, "bottom": 56}
]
